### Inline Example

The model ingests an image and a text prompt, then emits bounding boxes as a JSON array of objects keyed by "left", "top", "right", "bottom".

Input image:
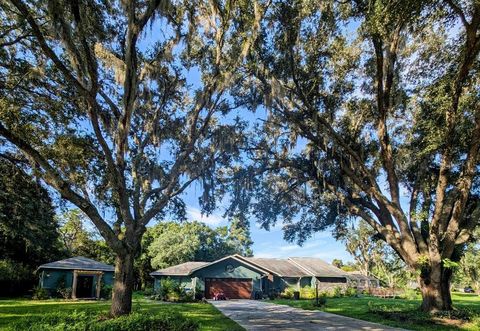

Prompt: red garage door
[{"left": 205, "top": 278, "right": 252, "bottom": 299}]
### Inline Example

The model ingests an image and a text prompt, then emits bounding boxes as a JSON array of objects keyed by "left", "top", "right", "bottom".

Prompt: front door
[{"left": 76, "top": 275, "right": 94, "bottom": 298}]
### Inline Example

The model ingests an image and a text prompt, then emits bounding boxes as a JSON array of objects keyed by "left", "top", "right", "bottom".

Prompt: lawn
[
  {"left": 0, "top": 295, "right": 244, "bottom": 331},
  {"left": 270, "top": 293, "right": 480, "bottom": 331}
]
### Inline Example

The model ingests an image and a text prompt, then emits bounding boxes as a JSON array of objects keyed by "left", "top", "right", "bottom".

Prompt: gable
[{"left": 191, "top": 256, "right": 266, "bottom": 279}]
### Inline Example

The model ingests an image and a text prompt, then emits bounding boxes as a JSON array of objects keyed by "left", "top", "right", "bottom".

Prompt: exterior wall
[
  {"left": 192, "top": 257, "right": 263, "bottom": 298},
  {"left": 40, "top": 269, "right": 73, "bottom": 292},
  {"left": 102, "top": 272, "right": 114, "bottom": 286},
  {"left": 316, "top": 276, "right": 348, "bottom": 291},
  {"left": 153, "top": 258, "right": 264, "bottom": 298},
  {"left": 153, "top": 276, "right": 193, "bottom": 291},
  {"left": 39, "top": 269, "right": 114, "bottom": 297},
  {"left": 262, "top": 276, "right": 313, "bottom": 297},
  {"left": 300, "top": 277, "right": 312, "bottom": 288}
]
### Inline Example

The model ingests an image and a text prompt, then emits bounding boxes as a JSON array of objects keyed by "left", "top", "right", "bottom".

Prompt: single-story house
[
  {"left": 37, "top": 256, "right": 114, "bottom": 299},
  {"left": 150, "top": 254, "right": 355, "bottom": 299},
  {"left": 346, "top": 271, "right": 380, "bottom": 289}
]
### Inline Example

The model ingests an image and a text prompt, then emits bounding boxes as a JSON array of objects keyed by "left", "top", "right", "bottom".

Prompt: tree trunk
[
  {"left": 110, "top": 253, "right": 135, "bottom": 317},
  {"left": 419, "top": 264, "right": 453, "bottom": 312}
]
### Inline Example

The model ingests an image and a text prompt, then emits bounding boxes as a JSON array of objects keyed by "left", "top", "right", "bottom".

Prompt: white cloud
[
  {"left": 279, "top": 244, "right": 299, "bottom": 252},
  {"left": 303, "top": 241, "right": 325, "bottom": 249},
  {"left": 186, "top": 207, "right": 224, "bottom": 226}
]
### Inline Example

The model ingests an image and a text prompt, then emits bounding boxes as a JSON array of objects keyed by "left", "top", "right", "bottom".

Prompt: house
[
  {"left": 150, "top": 254, "right": 352, "bottom": 299},
  {"left": 37, "top": 256, "right": 114, "bottom": 299},
  {"left": 346, "top": 271, "right": 380, "bottom": 289}
]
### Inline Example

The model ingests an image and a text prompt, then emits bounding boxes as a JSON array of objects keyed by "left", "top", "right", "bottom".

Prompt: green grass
[
  {"left": 0, "top": 296, "right": 244, "bottom": 331},
  {"left": 270, "top": 293, "right": 480, "bottom": 331}
]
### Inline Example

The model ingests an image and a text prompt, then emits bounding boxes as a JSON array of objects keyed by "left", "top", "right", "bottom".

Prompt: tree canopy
[
  {"left": 1, "top": 0, "right": 479, "bottom": 314},
  {"left": 226, "top": 0, "right": 480, "bottom": 312},
  {"left": 147, "top": 220, "right": 253, "bottom": 269},
  {"left": 0, "top": 158, "right": 61, "bottom": 295},
  {"left": 57, "top": 209, "right": 116, "bottom": 264},
  {"left": 0, "top": 0, "right": 265, "bottom": 315}
]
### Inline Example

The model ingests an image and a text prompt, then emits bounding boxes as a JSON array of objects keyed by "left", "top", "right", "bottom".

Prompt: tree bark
[
  {"left": 418, "top": 264, "right": 453, "bottom": 312},
  {"left": 110, "top": 253, "right": 135, "bottom": 317}
]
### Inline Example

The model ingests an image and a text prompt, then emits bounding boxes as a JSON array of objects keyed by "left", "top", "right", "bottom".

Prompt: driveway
[{"left": 210, "top": 300, "right": 406, "bottom": 331}]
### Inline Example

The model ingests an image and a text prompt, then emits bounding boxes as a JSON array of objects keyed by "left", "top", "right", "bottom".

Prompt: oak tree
[
  {"left": 0, "top": 0, "right": 264, "bottom": 316},
  {"left": 229, "top": 0, "right": 480, "bottom": 312}
]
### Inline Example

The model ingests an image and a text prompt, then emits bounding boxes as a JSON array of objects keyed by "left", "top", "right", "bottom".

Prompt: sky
[
  {"left": 69, "top": 11, "right": 357, "bottom": 264},
  {"left": 133, "top": 19, "right": 357, "bottom": 264},
  {"left": 179, "top": 181, "right": 353, "bottom": 264}
]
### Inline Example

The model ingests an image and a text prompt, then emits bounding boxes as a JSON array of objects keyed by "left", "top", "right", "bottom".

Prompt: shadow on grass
[{"left": 0, "top": 298, "right": 245, "bottom": 331}]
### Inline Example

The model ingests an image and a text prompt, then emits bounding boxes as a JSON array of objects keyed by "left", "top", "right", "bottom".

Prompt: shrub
[
  {"left": 55, "top": 275, "right": 71, "bottom": 299},
  {"left": 32, "top": 286, "right": 49, "bottom": 300},
  {"left": 299, "top": 286, "right": 316, "bottom": 299},
  {"left": 280, "top": 286, "right": 295, "bottom": 299},
  {"left": 143, "top": 286, "right": 154, "bottom": 296},
  {"left": 400, "top": 288, "right": 417, "bottom": 300},
  {"left": 58, "top": 287, "right": 72, "bottom": 299},
  {"left": 7, "top": 311, "right": 198, "bottom": 331},
  {"left": 332, "top": 286, "right": 343, "bottom": 298},
  {"left": 312, "top": 295, "right": 327, "bottom": 307},
  {"left": 90, "top": 312, "right": 198, "bottom": 331},
  {"left": 156, "top": 278, "right": 174, "bottom": 300},
  {"left": 344, "top": 286, "right": 357, "bottom": 297},
  {"left": 100, "top": 284, "right": 113, "bottom": 299},
  {"left": 154, "top": 278, "right": 196, "bottom": 302}
]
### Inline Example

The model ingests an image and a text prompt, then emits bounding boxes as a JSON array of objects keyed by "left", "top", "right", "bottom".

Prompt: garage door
[{"left": 205, "top": 278, "right": 252, "bottom": 299}]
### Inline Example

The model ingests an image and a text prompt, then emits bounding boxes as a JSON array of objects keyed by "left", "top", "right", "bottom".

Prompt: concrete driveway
[{"left": 210, "top": 300, "right": 406, "bottom": 331}]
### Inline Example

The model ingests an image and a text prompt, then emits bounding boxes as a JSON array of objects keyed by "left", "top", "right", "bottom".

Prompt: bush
[
  {"left": 91, "top": 312, "right": 198, "bottom": 331},
  {"left": 332, "top": 286, "right": 343, "bottom": 298},
  {"left": 55, "top": 275, "right": 71, "bottom": 299},
  {"left": 32, "top": 286, "right": 49, "bottom": 300},
  {"left": 400, "top": 288, "right": 417, "bottom": 300},
  {"left": 312, "top": 295, "right": 327, "bottom": 307},
  {"left": 7, "top": 311, "right": 198, "bottom": 331},
  {"left": 344, "top": 286, "right": 357, "bottom": 297},
  {"left": 58, "top": 287, "right": 72, "bottom": 299},
  {"left": 142, "top": 286, "right": 154, "bottom": 296},
  {"left": 154, "top": 278, "right": 195, "bottom": 302},
  {"left": 100, "top": 284, "right": 113, "bottom": 299},
  {"left": 280, "top": 286, "right": 295, "bottom": 299},
  {"left": 299, "top": 286, "right": 316, "bottom": 299}
]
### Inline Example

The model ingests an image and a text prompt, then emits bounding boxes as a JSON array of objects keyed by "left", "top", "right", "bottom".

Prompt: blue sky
[
  {"left": 79, "top": 14, "right": 357, "bottom": 264},
  {"left": 179, "top": 181, "right": 353, "bottom": 263},
  {"left": 138, "top": 21, "right": 354, "bottom": 262}
]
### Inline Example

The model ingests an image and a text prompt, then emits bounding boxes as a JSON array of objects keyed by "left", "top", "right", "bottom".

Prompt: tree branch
[{"left": 0, "top": 121, "right": 124, "bottom": 253}]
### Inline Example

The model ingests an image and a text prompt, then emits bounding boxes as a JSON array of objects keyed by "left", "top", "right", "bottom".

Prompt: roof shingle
[
  {"left": 150, "top": 261, "right": 209, "bottom": 276},
  {"left": 38, "top": 256, "right": 114, "bottom": 272},
  {"left": 242, "top": 257, "right": 308, "bottom": 277},
  {"left": 288, "top": 257, "right": 346, "bottom": 277}
]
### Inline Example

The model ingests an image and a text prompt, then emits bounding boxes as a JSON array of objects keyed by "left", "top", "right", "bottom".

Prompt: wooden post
[
  {"left": 96, "top": 273, "right": 103, "bottom": 299},
  {"left": 192, "top": 277, "right": 196, "bottom": 299},
  {"left": 315, "top": 278, "right": 319, "bottom": 306},
  {"left": 72, "top": 270, "right": 78, "bottom": 299}
]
